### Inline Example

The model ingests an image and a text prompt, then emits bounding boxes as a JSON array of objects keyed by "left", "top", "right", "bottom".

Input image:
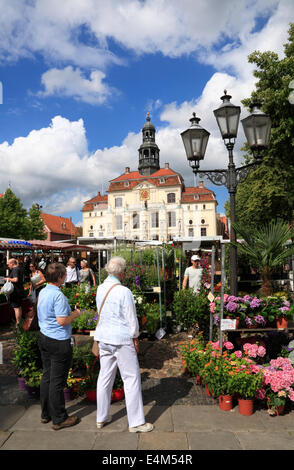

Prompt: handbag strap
[{"left": 96, "top": 283, "right": 120, "bottom": 327}]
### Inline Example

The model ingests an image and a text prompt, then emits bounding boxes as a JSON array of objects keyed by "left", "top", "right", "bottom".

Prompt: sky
[{"left": 0, "top": 0, "right": 293, "bottom": 228}]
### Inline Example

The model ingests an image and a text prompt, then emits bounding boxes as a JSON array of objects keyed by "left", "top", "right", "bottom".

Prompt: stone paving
[{"left": 2, "top": 325, "right": 294, "bottom": 450}]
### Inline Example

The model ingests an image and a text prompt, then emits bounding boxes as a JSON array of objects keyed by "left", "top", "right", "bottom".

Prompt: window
[
  {"left": 168, "top": 211, "right": 176, "bottom": 227},
  {"left": 89, "top": 233, "right": 94, "bottom": 237},
  {"left": 194, "top": 205, "right": 198, "bottom": 210},
  {"left": 194, "top": 195, "right": 199, "bottom": 200},
  {"left": 152, "top": 234, "right": 159, "bottom": 240},
  {"left": 90, "top": 225, "right": 93, "bottom": 229},
  {"left": 188, "top": 228, "right": 194, "bottom": 237},
  {"left": 159, "top": 177, "right": 165, "bottom": 184},
  {"left": 151, "top": 212, "right": 159, "bottom": 228},
  {"left": 99, "top": 232, "right": 103, "bottom": 237},
  {"left": 115, "top": 197, "right": 123, "bottom": 208},
  {"left": 133, "top": 212, "right": 140, "bottom": 229},
  {"left": 201, "top": 227, "right": 207, "bottom": 236},
  {"left": 124, "top": 181, "right": 129, "bottom": 187},
  {"left": 116, "top": 215, "right": 122, "bottom": 230},
  {"left": 167, "top": 193, "right": 176, "bottom": 204},
  {"left": 201, "top": 219, "right": 205, "bottom": 224},
  {"left": 89, "top": 213, "right": 91, "bottom": 217},
  {"left": 203, "top": 204, "right": 206, "bottom": 210}
]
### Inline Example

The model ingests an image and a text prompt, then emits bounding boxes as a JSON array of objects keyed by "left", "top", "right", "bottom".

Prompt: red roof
[
  {"left": 181, "top": 185, "right": 216, "bottom": 203},
  {"left": 107, "top": 166, "right": 183, "bottom": 192},
  {"left": 82, "top": 192, "right": 108, "bottom": 212},
  {"left": 41, "top": 213, "right": 76, "bottom": 236}
]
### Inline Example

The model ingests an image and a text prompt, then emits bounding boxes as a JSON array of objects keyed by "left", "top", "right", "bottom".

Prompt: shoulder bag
[{"left": 91, "top": 283, "right": 120, "bottom": 357}]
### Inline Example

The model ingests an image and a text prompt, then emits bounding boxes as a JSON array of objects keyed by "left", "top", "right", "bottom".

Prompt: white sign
[
  {"left": 153, "top": 286, "right": 161, "bottom": 293},
  {"left": 221, "top": 319, "right": 236, "bottom": 331},
  {"left": 155, "top": 328, "right": 166, "bottom": 340},
  {"left": 207, "top": 292, "right": 215, "bottom": 303}
]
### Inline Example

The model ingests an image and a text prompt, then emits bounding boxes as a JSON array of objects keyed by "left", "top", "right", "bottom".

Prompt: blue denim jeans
[{"left": 38, "top": 332, "right": 72, "bottom": 424}]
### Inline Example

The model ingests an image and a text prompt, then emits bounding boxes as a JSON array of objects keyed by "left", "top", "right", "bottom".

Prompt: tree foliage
[
  {"left": 234, "top": 23, "right": 294, "bottom": 229},
  {"left": 0, "top": 188, "right": 46, "bottom": 240}
]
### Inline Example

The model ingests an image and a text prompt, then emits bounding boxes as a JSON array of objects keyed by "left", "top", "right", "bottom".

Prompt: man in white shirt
[
  {"left": 182, "top": 254, "right": 203, "bottom": 293},
  {"left": 65, "top": 257, "right": 80, "bottom": 288}
]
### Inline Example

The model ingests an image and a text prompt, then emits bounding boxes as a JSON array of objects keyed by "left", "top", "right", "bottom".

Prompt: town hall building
[{"left": 81, "top": 114, "right": 218, "bottom": 243}]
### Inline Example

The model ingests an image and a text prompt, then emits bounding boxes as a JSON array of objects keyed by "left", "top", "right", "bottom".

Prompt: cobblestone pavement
[{"left": 0, "top": 324, "right": 190, "bottom": 379}]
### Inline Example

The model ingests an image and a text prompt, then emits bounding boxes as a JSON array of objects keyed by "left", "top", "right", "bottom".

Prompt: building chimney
[
  {"left": 165, "top": 163, "right": 169, "bottom": 169},
  {"left": 125, "top": 167, "right": 130, "bottom": 173},
  {"left": 97, "top": 191, "right": 101, "bottom": 196},
  {"left": 199, "top": 181, "right": 204, "bottom": 188}
]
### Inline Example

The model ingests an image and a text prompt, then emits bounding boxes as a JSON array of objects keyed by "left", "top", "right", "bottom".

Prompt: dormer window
[
  {"left": 194, "top": 195, "right": 199, "bottom": 200},
  {"left": 159, "top": 177, "right": 165, "bottom": 184},
  {"left": 124, "top": 181, "right": 130, "bottom": 187}
]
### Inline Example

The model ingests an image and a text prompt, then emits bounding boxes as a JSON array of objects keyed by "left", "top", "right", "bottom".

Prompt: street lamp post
[{"left": 181, "top": 92, "right": 271, "bottom": 295}]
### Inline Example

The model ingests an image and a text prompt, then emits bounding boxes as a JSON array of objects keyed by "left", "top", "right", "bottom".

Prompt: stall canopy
[
  {"left": 28, "top": 240, "right": 93, "bottom": 252},
  {"left": 0, "top": 238, "right": 93, "bottom": 252},
  {"left": 0, "top": 239, "right": 32, "bottom": 250}
]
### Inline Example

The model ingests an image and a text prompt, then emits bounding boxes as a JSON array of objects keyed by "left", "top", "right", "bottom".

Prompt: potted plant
[
  {"left": 111, "top": 370, "right": 124, "bottom": 402},
  {"left": 12, "top": 328, "right": 42, "bottom": 389},
  {"left": 261, "top": 357, "right": 294, "bottom": 416},
  {"left": 24, "top": 368, "right": 42, "bottom": 398},
  {"left": 230, "top": 363, "right": 264, "bottom": 416}
]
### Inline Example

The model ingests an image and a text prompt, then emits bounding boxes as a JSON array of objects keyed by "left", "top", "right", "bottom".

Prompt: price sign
[
  {"left": 221, "top": 319, "right": 236, "bottom": 331},
  {"left": 207, "top": 292, "right": 215, "bottom": 303}
]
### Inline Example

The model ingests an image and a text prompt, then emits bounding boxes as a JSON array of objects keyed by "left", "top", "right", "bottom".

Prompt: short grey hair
[{"left": 105, "top": 256, "right": 126, "bottom": 277}]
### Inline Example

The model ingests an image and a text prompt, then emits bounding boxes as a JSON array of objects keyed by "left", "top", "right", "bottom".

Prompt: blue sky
[{"left": 0, "top": 0, "right": 292, "bottom": 227}]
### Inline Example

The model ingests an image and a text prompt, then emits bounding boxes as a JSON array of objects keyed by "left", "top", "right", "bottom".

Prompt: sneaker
[
  {"left": 52, "top": 415, "right": 79, "bottom": 431},
  {"left": 129, "top": 422, "right": 153, "bottom": 433},
  {"left": 96, "top": 416, "right": 112, "bottom": 429}
]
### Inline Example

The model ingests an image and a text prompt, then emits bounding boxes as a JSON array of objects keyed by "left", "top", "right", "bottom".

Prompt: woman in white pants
[{"left": 94, "top": 256, "right": 153, "bottom": 433}]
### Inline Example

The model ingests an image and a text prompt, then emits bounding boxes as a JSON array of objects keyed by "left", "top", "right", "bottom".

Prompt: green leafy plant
[
  {"left": 12, "top": 329, "right": 42, "bottom": 377},
  {"left": 172, "top": 289, "right": 210, "bottom": 334},
  {"left": 25, "top": 368, "right": 43, "bottom": 388},
  {"left": 72, "top": 310, "right": 97, "bottom": 331},
  {"left": 145, "top": 303, "right": 161, "bottom": 335}
]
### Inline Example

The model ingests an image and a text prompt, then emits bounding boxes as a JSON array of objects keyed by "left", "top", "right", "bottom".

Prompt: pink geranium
[
  {"left": 234, "top": 350, "right": 243, "bottom": 358},
  {"left": 224, "top": 341, "right": 234, "bottom": 350}
]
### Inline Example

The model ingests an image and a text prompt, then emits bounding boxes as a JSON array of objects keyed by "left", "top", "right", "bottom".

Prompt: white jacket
[{"left": 94, "top": 275, "right": 139, "bottom": 345}]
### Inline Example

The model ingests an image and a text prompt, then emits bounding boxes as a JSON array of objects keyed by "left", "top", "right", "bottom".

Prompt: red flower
[{"left": 75, "top": 293, "right": 79, "bottom": 297}]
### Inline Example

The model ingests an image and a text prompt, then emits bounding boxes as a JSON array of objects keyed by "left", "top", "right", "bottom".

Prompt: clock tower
[{"left": 138, "top": 113, "right": 160, "bottom": 176}]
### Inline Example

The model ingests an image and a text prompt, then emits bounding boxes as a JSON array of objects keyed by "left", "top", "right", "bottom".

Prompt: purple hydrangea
[
  {"left": 250, "top": 297, "right": 261, "bottom": 308},
  {"left": 213, "top": 314, "right": 220, "bottom": 325},
  {"left": 225, "top": 301, "right": 238, "bottom": 313},
  {"left": 254, "top": 315, "right": 266, "bottom": 326},
  {"left": 245, "top": 316, "right": 253, "bottom": 327},
  {"left": 135, "top": 275, "right": 141, "bottom": 287}
]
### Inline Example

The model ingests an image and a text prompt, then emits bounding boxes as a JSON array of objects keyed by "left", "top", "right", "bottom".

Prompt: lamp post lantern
[{"left": 181, "top": 92, "right": 271, "bottom": 295}]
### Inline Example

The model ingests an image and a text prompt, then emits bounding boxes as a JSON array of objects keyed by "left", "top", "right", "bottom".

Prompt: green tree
[
  {"left": 231, "top": 219, "right": 294, "bottom": 297},
  {"left": 234, "top": 23, "right": 294, "bottom": 229},
  {"left": 26, "top": 204, "right": 46, "bottom": 240},
  {"left": 0, "top": 188, "right": 28, "bottom": 239}
]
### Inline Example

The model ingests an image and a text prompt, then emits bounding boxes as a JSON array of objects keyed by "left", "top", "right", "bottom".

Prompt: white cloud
[{"left": 39, "top": 66, "right": 116, "bottom": 104}]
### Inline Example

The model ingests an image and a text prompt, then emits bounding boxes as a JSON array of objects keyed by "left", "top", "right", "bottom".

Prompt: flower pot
[
  {"left": 276, "top": 317, "right": 288, "bottom": 329},
  {"left": 111, "top": 388, "right": 125, "bottom": 402},
  {"left": 238, "top": 398, "right": 254, "bottom": 416},
  {"left": 266, "top": 398, "right": 285, "bottom": 416},
  {"left": 219, "top": 395, "right": 233, "bottom": 411},
  {"left": 205, "top": 385, "right": 213, "bottom": 397},
  {"left": 86, "top": 390, "right": 97, "bottom": 402},
  {"left": 64, "top": 388, "right": 72, "bottom": 402},
  {"left": 195, "top": 375, "right": 202, "bottom": 385},
  {"left": 25, "top": 385, "right": 40, "bottom": 399},
  {"left": 17, "top": 376, "right": 27, "bottom": 391}
]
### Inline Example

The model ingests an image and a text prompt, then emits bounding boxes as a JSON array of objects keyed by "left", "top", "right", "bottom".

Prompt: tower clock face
[{"left": 140, "top": 189, "right": 150, "bottom": 200}]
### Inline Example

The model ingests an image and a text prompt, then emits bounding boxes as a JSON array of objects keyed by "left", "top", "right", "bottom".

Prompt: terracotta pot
[
  {"left": 276, "top": 317, "right": 288, "bottom": 329},
  {"left": 267, "top": 398, "right": 285, "bottom": 416},
  {"left": 219, "top": 395, "right": 233, "bottom": 411},
  {"left": 238, "top": 398, "right": 254, "bottom": 416},
  {"left": 86, "top": 390, "right": 97, "bottom": 402},
  {"left": 111, "top": 388, "right": 125, "bottom": 402},
  {"left": 195, "top": 375, "right": 202, "bottom": 385},
  {"left": 205, "top": 385, "right": 213, "bottom": 397}
]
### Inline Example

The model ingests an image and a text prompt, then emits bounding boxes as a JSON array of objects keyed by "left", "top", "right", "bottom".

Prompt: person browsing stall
[
  {"left": 94, "top": 256, "right": 153, "bottom": 433},
  {"left": 37, "top": 262, "right": 82, "bottom": 431}
]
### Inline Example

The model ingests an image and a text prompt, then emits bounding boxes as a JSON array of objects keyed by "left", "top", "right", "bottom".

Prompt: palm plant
[{"left": 231, "top": 219, "right": 294, "bottom": 297}]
